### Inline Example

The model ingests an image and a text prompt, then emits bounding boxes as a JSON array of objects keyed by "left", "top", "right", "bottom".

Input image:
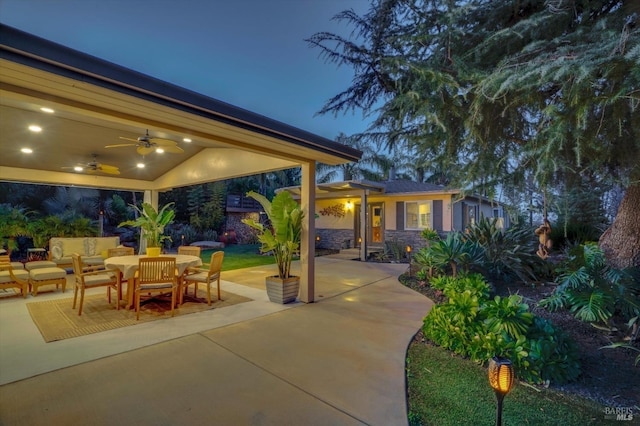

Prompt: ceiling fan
[
  {"left": 105, "top": 129, "right": 184, "bottom": 155},
  {"left": 62, "top": 155, "right": 120, "bottom": 175}
]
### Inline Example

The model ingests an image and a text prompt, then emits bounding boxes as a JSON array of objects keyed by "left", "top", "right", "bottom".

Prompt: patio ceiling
[{"left": 0, "top": 24, "right": 361, "bottom": 192}]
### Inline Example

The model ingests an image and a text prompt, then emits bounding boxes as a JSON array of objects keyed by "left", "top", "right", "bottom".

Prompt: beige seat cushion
[
  {"left": 0, "top": 269, "right": 29, "bottom": 283},
  {"left": 29, "top": 267, "right": 66, "bottom": 281},
  {"left": 84, "top": 273, "right": 116, "bottom": 286},
  {"left": 10, "top": 262, "right": 24, "bottom": 270},
  {"left": 25, "top": 261, "right": 57, "bottom": 271}
]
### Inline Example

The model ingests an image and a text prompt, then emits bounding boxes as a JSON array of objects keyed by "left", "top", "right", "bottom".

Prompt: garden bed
[{"left": 402, "top": 272, "right": 639, "bottom": 409}]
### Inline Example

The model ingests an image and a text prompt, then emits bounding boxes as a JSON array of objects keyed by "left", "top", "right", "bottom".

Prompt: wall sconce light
[
  {"left": 488, "top": 357, "right": 515, "bottom": 426},
  {"left": 345, "top": 199, "right": 353, "bottom": 210}
]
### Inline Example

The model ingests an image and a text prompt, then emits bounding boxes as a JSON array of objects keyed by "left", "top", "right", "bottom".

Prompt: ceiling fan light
[
  {"left": 183, "top": 138, "right": 192, "bottom": 143},
  {"left": 155, "top": 148, "right": 165, "bottom": 154},
  {"left": 74, "top": 166, "right": 83, "bottom": 172}
]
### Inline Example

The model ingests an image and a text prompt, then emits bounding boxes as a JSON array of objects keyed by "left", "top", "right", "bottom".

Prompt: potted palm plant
[
  {"left": 119, "top": 202, "right": 175, "bottom": 256},
  {"left": 242, "top": 191, "right": 303, "bottom": 304}
]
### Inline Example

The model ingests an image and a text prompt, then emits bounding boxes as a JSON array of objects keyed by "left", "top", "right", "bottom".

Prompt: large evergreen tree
[{"left": 308, "top": 0, "right": 640, "bottom": 267}]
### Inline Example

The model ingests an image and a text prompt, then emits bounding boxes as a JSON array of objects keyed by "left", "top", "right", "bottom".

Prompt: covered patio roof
[
  {"left": 0, "top": 24, "right": 360, "bottom": 192},
  {"left": 0, "top": 24, "right": 362, "bottom": 303}
]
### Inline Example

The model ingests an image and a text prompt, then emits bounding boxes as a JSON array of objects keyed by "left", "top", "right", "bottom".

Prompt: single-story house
[{"left": 281, "top": 179, "right": 510, "bottom": 260}]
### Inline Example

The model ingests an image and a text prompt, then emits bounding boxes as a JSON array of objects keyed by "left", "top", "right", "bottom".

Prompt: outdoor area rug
[{"left": 27, "top": 289, "right": 252, "bottom": 343}]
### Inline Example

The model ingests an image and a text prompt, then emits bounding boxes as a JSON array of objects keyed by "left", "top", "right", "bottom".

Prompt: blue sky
[{"left": 0, "top": 0, "right": 372, "bottom": 140}]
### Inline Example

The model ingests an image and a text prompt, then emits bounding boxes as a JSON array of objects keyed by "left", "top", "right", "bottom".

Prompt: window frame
[{"left": 404, "top": 200, "right": 433, "bottom": 230}]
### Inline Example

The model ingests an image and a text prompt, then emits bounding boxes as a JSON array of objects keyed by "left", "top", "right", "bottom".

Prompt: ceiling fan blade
[
  {"left": 99, "top": 167, "right": 121, "bottom": 175},
  {"left": 119, "top": 137, "right": 141, "bottom": 143},
  {"left": 137, "top": 146, "right": 155, "bottom": 156},
  {"left": 150, "top": 138, "right": 177, "bottom": 146},
  {"left": 162, "top": 145, "right": 184, "bottom": 154},
  {"left": 105, "top": 143, "right": 136, "bottom": 148},
  {"left": 99, "top": 164, "right": 119, "bottom": 171}
]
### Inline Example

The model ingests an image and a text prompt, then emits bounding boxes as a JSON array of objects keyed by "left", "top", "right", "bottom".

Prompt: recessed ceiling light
[
  {"left": 155, "top": 148, "right": 165, "bottom": 154},
  {"left": 28, "top": 125, "right": 42, "bottom": 132},
  {"left": 40, "top": 107, "right": 55, "bottom": 113},
  {"left": 74, "top": 166, "right": 83, "bottom": 172},
  {"left": 137, "top": 162, "right": 145, "bottom": 169},
  {"left": 21, "top": 148, "right": 33, "bottom": 154},
  {"left": 183, "top": 138, "right": 192, "bottom": 143}
]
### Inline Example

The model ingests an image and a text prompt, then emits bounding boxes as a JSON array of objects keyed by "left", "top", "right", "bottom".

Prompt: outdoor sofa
[{"left": 48, "top": 236, "right": 120, "bottom": 268}]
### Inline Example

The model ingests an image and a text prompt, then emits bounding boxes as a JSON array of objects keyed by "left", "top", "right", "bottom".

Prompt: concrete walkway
[{"left": 0, "top": 251, "right": 433, "bottom": 425}]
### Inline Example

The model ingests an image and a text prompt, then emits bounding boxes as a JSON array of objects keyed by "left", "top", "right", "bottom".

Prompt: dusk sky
[{"left": 0, "top": 0, "right": 372, "bottom": 141}]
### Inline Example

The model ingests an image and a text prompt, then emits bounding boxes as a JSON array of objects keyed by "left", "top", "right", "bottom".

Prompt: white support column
[{"left": 299, "top": 161, "right": 316, "bottom": 303}]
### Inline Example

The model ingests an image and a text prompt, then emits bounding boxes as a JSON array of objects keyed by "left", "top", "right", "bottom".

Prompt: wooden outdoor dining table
[{"left": 104, "top": 254, "right": 202, "bottom": 310}]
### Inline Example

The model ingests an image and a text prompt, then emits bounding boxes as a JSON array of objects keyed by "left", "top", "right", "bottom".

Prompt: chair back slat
[
  {"left": 208, "top": 251, "right": 224, "bottom": 277},
  {"left": 108, "top": 247, "right": 134, "bottom": 257},
  {"left": 138, "top": 257, "right": 176, "bottom": 284},
  {"left": 178, "top": 246, "right": 201, "bottom": 257},
  {"left": 0, "top": 254, "right": 10, "bottom": 271}
]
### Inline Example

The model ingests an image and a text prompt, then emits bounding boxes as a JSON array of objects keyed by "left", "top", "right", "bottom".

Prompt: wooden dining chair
[
  {"left": 107, "top": 247, "right": 134, "bottom": 300},
  {"left": 182, "top": 251, "right": 224, "bottom": 306},
  {"left": 135, "top": 257, "right": 178, "bottom": 320},
  {"left": 177, "top": 245, "right": 201, "bottom": 257},
  {"left": 71, "top": 253, "right": 120, "bottom": 315}
]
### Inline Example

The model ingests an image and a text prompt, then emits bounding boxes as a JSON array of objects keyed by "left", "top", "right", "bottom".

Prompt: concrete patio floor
[{"left": 0, "top": 250, "right": 433, "bottom": 425}]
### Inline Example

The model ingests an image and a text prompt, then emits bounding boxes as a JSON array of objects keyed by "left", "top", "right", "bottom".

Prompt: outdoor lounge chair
[{"left": 0, "top": 254, "right": 29, "bottom": 298}]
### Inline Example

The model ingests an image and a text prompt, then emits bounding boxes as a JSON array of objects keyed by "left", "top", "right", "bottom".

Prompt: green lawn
[
  {"left": 407, "top": 341, "right": 606, "bottom": 426},
  {"left": 201, "top": 244, "right": 275, "bottom": 271}
]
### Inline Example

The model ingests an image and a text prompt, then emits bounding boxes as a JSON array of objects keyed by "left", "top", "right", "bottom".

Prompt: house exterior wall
[
  {"left": 309, "top": 189, "right": 509, "bottom": 253},
  {"left": 452, "top": 197, "right": 510, "bottom": 231}
]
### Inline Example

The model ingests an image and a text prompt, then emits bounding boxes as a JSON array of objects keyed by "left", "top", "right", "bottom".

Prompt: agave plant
[
  {"left": 464, "top": 218, "right": 540, "bottom": 282},
  {"left": 429, "top": 232, "right": 482, "bottom": 277}
]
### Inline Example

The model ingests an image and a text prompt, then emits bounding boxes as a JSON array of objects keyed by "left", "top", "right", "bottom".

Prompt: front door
[{"left": 368, "top": 203, "right": 384, "bottom": 246}]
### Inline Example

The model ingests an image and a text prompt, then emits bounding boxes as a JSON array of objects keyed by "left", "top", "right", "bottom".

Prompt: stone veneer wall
[
  {"left": 315, "top": 228, "right": 449, "bottom": 252},
  {"left": 225, "top": 212, "right": 260, "bottom": 244},
  {"left": 384, "top": 230, "right": 428, "bottom": 251},
  {"left": 315, "top": 228, "right": 354, "bottom": 250}
]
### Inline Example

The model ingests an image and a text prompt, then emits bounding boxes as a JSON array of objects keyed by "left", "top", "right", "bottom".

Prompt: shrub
[
  {"left": 540, "top": 242, "right": 640, "bottom": 325},
  {"left": 464, "top": 218, "right": 541, "bottom": 283},
  {"left": 480, "top": 294, "right": 533, "bottom": 339},
  {"left": 429, "top": 273, "right": 490, "bottom": 300},
  {"left": 429, "top": 232, "right": 483, "bottom": 277},
  {"left": 422, "top": 274, "right": 581, "bottom": 385},
  {"left": 413, "top": 247, "right": 442, "bottom": 279}
]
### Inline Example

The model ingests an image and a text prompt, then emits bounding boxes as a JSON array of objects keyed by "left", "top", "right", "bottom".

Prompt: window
[
  {"left": 405, "top": 201, "right": 432, "bottom": 230},
  {"left": 493, "top": 207, "right": 505, "bottom": 229}
]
